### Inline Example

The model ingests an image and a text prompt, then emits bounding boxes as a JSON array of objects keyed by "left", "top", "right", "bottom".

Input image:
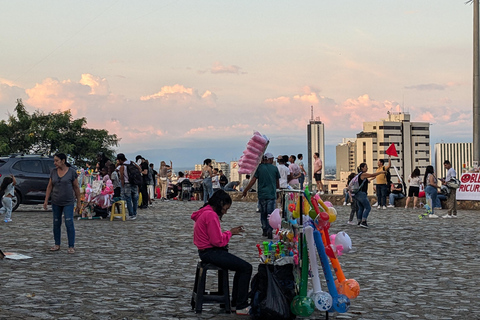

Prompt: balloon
[
  {"left": 328, "top": 207, "right": 337, "bottom": 223},
  {"left": 288, "top": 203, "right": 295, "bottom": 212},
  {"left": 268, "top": 208, "right": 281, "bottom": 229},
  {"left": 334, "top": 232, "right": 352, "bottom": 254},
  {"left": 324, "top": 201, "right": 333, "bottom": 207},
  {"left": 305, "top": 226, "right": 333, "bottom": 311},
  {"left": 290, "top": 234, "right": 315, "bottom": 317},
  {"left": 337, "top": 279, "right": 360, "bottom": 299},
  {"left": 313, "top": 229, "right": 350, "bottom": 313}
]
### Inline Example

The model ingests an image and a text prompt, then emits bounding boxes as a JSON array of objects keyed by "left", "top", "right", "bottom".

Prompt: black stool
[{"left": 191, "top": 261, "right": 231, "bottom": 314}]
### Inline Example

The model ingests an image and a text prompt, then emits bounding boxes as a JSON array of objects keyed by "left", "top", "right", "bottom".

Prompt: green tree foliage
[{"left": 0, "top": 100, "right": 119, "bottom": 166}]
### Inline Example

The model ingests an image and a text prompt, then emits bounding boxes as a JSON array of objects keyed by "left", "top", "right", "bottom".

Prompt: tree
[{"left": 0, "top": 99, "right": 119, "bottom": 166}]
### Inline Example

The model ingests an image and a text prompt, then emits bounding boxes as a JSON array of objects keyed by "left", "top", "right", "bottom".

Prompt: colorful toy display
[{"left": 253, "top": 189, "right": 359, "bottom": 317}]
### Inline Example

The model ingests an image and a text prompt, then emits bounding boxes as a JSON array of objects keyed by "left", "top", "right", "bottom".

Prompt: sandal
[
  {"left": 67, "top": 247, "right": 75, "bottom": 254},
  {"left": 50, "top": 245, "right": 60, "bottom": 251}
]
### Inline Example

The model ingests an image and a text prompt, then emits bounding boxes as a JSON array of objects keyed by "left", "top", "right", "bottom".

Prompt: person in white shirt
[
  {"left": 276, "top": 155, "right": 290, "bottom": 189},
  {"left": 212, "top": 168, "right": 221, "bottom": 193},
  {"left": 441, "top": 160, "right": 457, "bottom": 218}
]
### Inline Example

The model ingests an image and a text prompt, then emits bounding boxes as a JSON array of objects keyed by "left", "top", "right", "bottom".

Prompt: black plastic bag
[{"left": 250, "top": 264, "right": 296, "bottom": 320}]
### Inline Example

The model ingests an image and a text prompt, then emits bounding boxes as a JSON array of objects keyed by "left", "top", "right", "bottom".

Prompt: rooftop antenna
[{"left": 310, "top": 105, "right": 314, "bottom": 120}]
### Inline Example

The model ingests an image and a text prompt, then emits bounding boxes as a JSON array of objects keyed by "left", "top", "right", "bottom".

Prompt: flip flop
[
  {"left": 67, "top": 247, "right": 75, "bottom": 254},
  {"left": 50, "top": 245, "right": 60, "bottom": 251}
]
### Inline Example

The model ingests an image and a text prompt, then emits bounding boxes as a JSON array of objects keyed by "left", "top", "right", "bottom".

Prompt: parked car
[{"left": 0, "top": 154, "right": 56, "bottom": 211}]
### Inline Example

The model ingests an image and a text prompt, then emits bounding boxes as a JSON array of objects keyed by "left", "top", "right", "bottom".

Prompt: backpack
[
  {"left": 348, "top": 172, "right": 366, "bottom": 195},
  {"left": 446, "top": 178, "right": 461, "bottom": 189},
  {"left": 126, "top": 162, "right": 143, "bottom": 186}
]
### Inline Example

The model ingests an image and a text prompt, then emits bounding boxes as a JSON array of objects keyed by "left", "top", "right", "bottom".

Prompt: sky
[{"left": 0, "top": 1, "right": 475, "bottom": 168}]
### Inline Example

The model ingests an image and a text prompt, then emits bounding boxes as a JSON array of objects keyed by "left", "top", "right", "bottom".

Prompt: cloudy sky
[{"left": 0, "top": 1, "right": 474, "bottom": 167}]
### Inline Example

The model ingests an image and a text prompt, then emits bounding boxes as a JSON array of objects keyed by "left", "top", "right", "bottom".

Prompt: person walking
[
  {"left": 354, "top": 163, "right": 386, "bottom": 228},
  {"left": 202, "top": 159, "right": 215, "bottom": 204},
  {"left": 242, "top": 152, "right": 280, "bottom": 239},
  {"left": 191, "top": 190, "right": 252, "bottom": 315},
  {"left": 43, "top": 153, "right": 81, "bottom": 254},
  {"left": 116, "top": 153, "right": 140, "bottom": 220},
  {"left": 375, "top": 156, "right": 391, "bottom": 209},
  {"left": 424, "top": 165, "right": 440, "bottom": 218},
  {"left": 405, "top": 168, "right": 421, "bottom": 209},
  {"left": 0, "top": 174, "right": 16, "bottom": 222},
  {"left": 441, "top": 160, "right": 458, "bottom": 218}
]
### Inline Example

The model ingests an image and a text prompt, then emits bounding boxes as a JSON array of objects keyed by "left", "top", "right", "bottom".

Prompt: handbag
[{"left": 446, "top": 178, "right": 461, "bottom": 189}]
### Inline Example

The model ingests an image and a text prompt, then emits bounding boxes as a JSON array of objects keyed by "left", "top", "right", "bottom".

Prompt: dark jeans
[
  {"left": 199, "top": 248, "right": 252, "bottom": 309},
  {"left": 52, "top": 204, "right": 75, "bottom": 248},
  {"left": 258, "top": 198, "right": 276, "bottom": 233},
  {"left": 140, "top": 182, "right": 148, "bottom": 206},
  {"left": 355, "top": 191, "right": 371, "bottom": 221},
  {"left": 299, "top": 173, "right": 305, "bottom": 190},
  {"left": 349, "top": 198, "right": 358, "bottom": 222},
  {"left": 377, "top": 184, "right": 388, "bottom": 207}
]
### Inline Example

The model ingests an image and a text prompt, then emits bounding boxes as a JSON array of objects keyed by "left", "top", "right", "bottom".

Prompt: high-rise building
[
  {"left": 354, "top": 112, "right": 430, "bottom": 192},
  {"left": 336, "top": 138, "right": 356, "bottom": 181},
  {"left": 434, "top": 142, "right": 473, "bottom": 178},
  {"left": 307, "top": 117, "right": 325, "bottom": 191}
]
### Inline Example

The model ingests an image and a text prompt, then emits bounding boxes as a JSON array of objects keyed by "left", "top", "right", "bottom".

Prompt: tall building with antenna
[{"left": 307, "top": 106, "right": 325, "bottom": 192}]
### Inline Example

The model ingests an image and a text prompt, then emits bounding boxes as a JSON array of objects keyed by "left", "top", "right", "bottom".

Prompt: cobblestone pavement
[{"left": 0, "top": 201, "right": 479, "bottom": 320}]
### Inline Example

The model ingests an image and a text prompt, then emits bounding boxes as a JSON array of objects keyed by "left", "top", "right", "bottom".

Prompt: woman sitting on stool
[{"left": 191, "top": 190, "right": 252, "bottom": 315}]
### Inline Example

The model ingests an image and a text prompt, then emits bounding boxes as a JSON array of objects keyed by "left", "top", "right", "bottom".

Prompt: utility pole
[{"left": 474, "top": 0, "right": 480, "bottom": 167}]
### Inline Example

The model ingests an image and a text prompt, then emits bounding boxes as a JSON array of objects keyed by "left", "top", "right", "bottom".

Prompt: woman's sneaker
[
  {"left": 360, "top": 221, "right": 368, "bottom": 228},
  {"left": 236, "top": 306, "right": 251, "bottom": 315}
]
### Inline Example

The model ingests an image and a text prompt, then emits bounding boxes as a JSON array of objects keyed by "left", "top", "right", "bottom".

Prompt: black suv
[{"left": 0, "top": 154, "right": 56, "bottom": 211}]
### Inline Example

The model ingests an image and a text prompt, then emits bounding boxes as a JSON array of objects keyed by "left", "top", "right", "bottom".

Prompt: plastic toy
[
  {"left": 290, "top": 234, "right": 315, "bottom": 317},
  {"left": 305, "top": 226, "right": 333, "bottom": 311},
  {"left": 313, "top": 229, "right": 350, "bottom": 313}
]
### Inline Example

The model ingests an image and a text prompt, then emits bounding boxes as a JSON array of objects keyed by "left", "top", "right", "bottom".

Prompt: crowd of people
[{"left": 344, "top": 157, "right": 459, "bottom": 228}]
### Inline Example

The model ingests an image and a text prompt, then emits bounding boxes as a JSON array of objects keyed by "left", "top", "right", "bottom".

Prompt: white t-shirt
[
  {"left": 277, "top": 164, "right": 290, "bottom": 188},
  {"left": 408, "top": 175, "right": 421, "bottom": 187},
  {"left": 212, "top": 175, "right": 220, "bottom": 189},
  {"left": 446, "top": 167, "right": 457, "bottom": 182}
]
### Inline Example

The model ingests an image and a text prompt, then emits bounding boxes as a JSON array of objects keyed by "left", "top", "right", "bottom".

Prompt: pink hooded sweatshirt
[{"left": 191, "top": 205, "right": 232, "bottom": 250}]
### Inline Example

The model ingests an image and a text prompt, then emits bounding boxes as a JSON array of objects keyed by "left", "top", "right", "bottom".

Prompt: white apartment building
[
  {"left": 434, "top": 142, "right": 473, "bottom": 178},
  {"left": 336, "top": 138, "right": 356, "bottom": 184},
  {"left": 307, "top": 118, "right": 325, "bottom": 191},
  {"left": 355, "top": 112, "right": 430, "bottom": 192}
]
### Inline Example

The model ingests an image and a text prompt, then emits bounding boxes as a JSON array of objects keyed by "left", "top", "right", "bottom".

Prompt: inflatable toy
[{"left": 305, "top": 226, "right": 333, "bottom": 311}]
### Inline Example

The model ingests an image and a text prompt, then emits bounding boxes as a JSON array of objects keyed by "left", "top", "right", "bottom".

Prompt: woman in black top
[{"left": 354, "top": 163, "right": 385, "bottom": 229}]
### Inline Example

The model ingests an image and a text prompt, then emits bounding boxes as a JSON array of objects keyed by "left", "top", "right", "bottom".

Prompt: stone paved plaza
[{"left": 0, "top": 200, "right": 479, "bottom": 320}]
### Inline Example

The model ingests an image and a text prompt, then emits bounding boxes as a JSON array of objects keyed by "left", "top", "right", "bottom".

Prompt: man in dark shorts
[{"left": 313, "top": 152, "right": 323, "bottom": 194}]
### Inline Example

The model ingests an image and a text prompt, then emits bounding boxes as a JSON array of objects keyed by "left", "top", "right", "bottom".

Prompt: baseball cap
[{"left": 264, "top": 152, "right": 274, "bottom": 159}]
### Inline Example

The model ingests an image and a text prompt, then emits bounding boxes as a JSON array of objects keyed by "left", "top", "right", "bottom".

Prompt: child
[
  {"left": 0, "top": 175, "right": 17, "bottom": 222},
  {"left": 346, "top": 172, "right": 358, "bottom": 225}
]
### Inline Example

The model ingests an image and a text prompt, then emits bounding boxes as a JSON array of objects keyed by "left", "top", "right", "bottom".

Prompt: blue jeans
[
  {"left": 434, "top": 194, "right": 446, "bottom": 208},
  {"left": 299, "top": 173, "right": 305, "bottom": 190},
  {"left": 425, "top": 186, "right": 438, "bottom": 215},
  {"left": 376, "top": 184, "right": 388, "bottom": 207},
  {"left": 199, "top": 247, "right": 252, "bottom": 309},
  {"left": 344, "top": 189, "right": 350, "bottom": 204},
  {"left": 52, "top": 204, "right": 75, "bottom": 248},
  {"left": 389, "top": 193, "right": 405, "bottom": 205},
  {"left": 1, "top": 197, "right": 13, "bottom": 220},
  {"left": 203, "top": 177, "right": 213, "bottom": 204},
  {"left": 258, "top": 198, "right": 276, "bottom": 233},
  {"left": 122, "top": 183, "right": 139, "bottom": 217},
  {"left": 355, "top": 191, "right": 371, "bottom": 221}
]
